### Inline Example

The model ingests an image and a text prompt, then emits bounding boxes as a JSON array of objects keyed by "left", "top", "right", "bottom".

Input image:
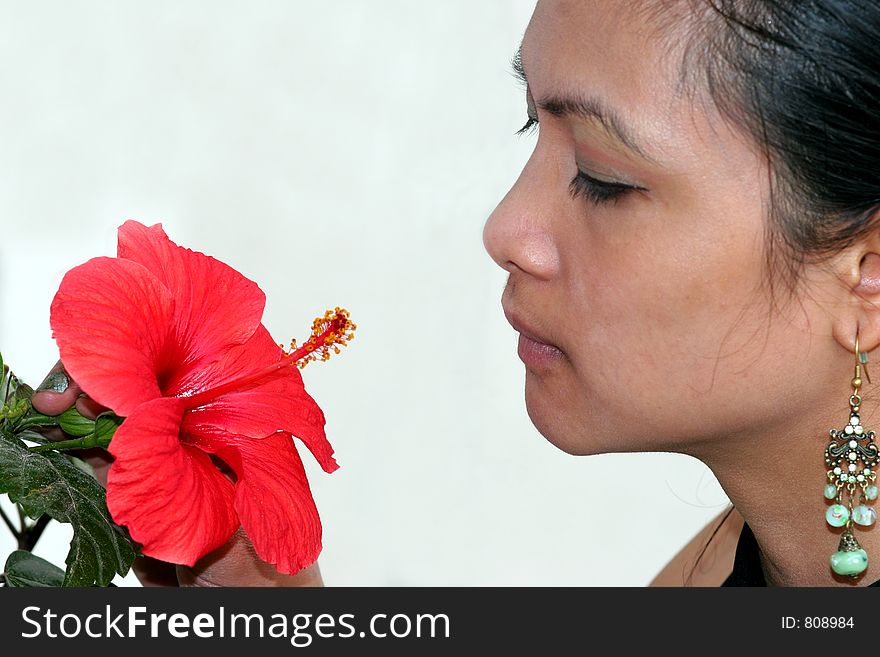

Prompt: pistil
[{"left": 180, "top": 308, "right": 355, "bottom": 410}]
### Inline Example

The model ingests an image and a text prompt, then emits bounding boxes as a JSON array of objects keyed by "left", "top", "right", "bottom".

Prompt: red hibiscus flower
[{"left": 48, "top": 220, "right": 354, "bottom": 574}]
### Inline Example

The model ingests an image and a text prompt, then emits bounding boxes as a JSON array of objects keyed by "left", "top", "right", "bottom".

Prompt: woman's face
[{"left": 483, "top": 0, "right": 847, "bottom": 459}]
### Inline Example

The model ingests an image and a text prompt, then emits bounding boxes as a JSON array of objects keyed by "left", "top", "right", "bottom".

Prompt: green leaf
[
  {"left": 66, "top": 453, "right": 96, "bottom": 478},
  {"left": 2, "top": 367, "right": 34, "bottom": 408},
  {"left": 0, "top": 352, "right": 7, "bottom": 404},
  {"left": 0, "top": 432, "right": 135, "bottom": 586},
  {"left": 0, "top": 358, "right": 34, "bottom": 432},
  {"left": 11, "top": 380, "right": 34, "bottom": 406},
  {"left": 4, "top": 550, "right": 65, "bottom": 587},
  {"left": 15, "top": 429, "right": 51, "bottom": 446}
]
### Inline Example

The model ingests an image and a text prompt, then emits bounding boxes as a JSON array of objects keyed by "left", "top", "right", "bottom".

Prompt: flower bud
[
  {"left": 57, "top": 407, "right": 95, "bottom": 437},
  {"left": 93, "top": 411, "right": 123, "bottom": 447}
]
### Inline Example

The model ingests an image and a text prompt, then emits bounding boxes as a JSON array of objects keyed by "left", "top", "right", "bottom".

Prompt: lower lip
[{"left": 517, "top": 333, "right": 565, "bottom": 368}]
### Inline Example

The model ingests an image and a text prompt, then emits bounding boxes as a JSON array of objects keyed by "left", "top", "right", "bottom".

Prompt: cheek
[{"left": 559, "top": 198, "right": 775, "bottom": 446}]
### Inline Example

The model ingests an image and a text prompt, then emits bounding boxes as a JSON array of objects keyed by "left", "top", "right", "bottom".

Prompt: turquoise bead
[
  {"left": 853, "top": 505, "right": 876, "bottom": 526},
  {"left": 824, "top": 484, "right": 838, "bottom": 500},
  {"left": 867, "top": 485, "right": 878, "bottom": 501},
  {"left": 831, "top": 548, "right": 868, "bottom": 576},
  {"left": 826, "top": 504, "right": 850, "bottom": 527}
]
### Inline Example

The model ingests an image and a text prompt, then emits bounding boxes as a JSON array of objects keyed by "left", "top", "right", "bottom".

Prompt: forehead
[{"left": 522, "top": 0, "right": 727, "bottom": 169}]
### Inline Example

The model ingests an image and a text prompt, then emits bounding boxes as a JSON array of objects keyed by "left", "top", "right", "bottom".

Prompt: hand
[
  {"left": 31, "top": 360, "right": 323, "bottom": 587},
  {"left": 31, "top": 360, "right": 113, "bottom": 486}
]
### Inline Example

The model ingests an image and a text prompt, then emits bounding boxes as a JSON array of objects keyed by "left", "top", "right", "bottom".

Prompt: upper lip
[{"left": 502, "top": 302, "right": 562, "bottom": 351}]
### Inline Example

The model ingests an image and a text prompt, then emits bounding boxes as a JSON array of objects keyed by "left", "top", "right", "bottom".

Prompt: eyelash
[
  {"left": 515, "top": 115, "right": 539, "bottom": 137},
  {"left": 569, "top": 170, "right": 632, "bottom": 206},
  {"left": 516, "top": 115, "right": 636, "bottom": 206}
]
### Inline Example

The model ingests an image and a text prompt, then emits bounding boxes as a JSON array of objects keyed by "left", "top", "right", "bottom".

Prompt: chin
[{"left": 523, "top": 375, "right": 599, "bottom": 456}]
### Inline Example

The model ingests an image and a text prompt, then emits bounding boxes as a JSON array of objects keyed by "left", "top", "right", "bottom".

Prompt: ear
[{"left": 830, "top": 226, "right": 880, "bottom": 356}]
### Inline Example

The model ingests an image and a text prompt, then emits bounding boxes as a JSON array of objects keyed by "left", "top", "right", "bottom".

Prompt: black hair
[{"left": 684, "top": 504, "right": 735, "bottom": 586}]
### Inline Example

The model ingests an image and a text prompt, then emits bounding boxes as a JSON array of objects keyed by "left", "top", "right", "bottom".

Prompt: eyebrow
[{"left": 510, "top": 42, "right": 659, "bottom": 165}]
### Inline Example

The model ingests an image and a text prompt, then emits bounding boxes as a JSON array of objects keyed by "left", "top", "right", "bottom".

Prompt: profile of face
[{"left": 483, "top": 0, "right": 871, "bottom": 461}]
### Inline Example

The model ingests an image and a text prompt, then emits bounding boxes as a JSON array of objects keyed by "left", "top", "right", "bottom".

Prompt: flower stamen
[
  {"left": 181, "top": 308, "right": 355, "bottom": 409},
  {"left": 283, "top": 308, "right": 357, "bottom": 369}
]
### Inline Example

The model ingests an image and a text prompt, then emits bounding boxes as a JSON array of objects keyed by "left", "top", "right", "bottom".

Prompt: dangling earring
[{"left": 825, "top": 326, "right": 878, "bottom": 578}]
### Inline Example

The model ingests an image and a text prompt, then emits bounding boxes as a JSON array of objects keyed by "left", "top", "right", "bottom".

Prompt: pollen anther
[{"left": 282, "top": 307, "right": 356, "bottom": 369}]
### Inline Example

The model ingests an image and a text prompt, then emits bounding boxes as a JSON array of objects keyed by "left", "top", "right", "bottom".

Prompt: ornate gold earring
[{"left": 825, "top": 327, "right": 878, "bottom": 578}]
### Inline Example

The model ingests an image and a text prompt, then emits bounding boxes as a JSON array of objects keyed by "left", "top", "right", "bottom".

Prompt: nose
[{"left": 482, "top": 156, "right": 561, "bottom": 280}]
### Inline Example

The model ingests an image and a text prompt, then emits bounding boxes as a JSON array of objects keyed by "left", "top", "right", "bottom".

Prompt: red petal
[
  {"left": 50, "top": 256, "right": 174, "bottom": 416},
  {"left": 106, "top": 397, "right": 239, "bottom": 566},
  {"left": 191, "top": 430, "right": 324, "bottom": 575},
  {"left": 182, "top": 324, "right": 338, "bottom": 473},
  {"left": 116, "top": 220, "right": 267, "bottom": 389}
]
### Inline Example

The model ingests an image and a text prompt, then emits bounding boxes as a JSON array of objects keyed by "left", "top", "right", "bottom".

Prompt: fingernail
[{"left": 36, "top": 370, "right": 69, "bottom": 394}]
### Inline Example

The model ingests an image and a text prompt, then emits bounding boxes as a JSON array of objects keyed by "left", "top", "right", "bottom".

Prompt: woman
[{"left": 32, "top": 0, "right": 880, "bottom": 586}]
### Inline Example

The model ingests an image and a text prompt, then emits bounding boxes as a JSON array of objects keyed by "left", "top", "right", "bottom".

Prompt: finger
[
  {"left": 70, "top": 446, "right": 113, "bottom": 488},
  {"left": 33, "top": 426, "right": 66, "bottom": 442},
  {"left": 30, "top": 364, "right": 114, "bottom": 482},
  {"left": 176, "top": 527, "right": 323, "bottom": 587},
  {"left": 130, "top": 555, "right": 180, "bottom": 587},
  {"left": 31, "top": 361, "right": 82, "bottom": 416},
  {"left": 75, "top": 394, "right": 110, "bottom": 420}
]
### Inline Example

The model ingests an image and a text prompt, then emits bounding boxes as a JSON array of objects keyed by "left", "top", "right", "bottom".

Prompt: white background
[{"left": 0, "top": 1, "right": 728, "bottom": 585}]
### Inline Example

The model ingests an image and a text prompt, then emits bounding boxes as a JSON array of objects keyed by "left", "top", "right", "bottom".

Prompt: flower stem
[
  {"left": 18, "top": 514, "right": 51, "bottom": 551},
  {"left": 0, "top": 505, "right": 18, "bottom": 538},
  {"left": 28, "top": 433, "right": 110, "bottom": 453}
]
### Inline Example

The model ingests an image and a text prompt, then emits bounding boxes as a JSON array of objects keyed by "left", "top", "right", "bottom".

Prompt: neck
[{"left": 691, "top": 392, "right": 880, "bottom": 587}]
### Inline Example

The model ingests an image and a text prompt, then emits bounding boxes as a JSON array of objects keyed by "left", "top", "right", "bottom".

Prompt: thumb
[
  {"left": 175, "top": 528, "right": 323, "bottom": 587},
  {"left": 31, "top": 360, "right": 82, "bottom": 416}
]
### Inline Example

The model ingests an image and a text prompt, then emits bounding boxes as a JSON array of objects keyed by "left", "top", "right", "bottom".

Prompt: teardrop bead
[
  {"left": 867, "top": 485, "right": 879, "bottom": 501},
  {"left": 824, "top": 484, "right": 838, "bottom": 500}
]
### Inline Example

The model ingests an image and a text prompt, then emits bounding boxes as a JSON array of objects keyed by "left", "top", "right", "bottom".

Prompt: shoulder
[{"left": 649, "top": 504, "right": 744, "bottom": 587}]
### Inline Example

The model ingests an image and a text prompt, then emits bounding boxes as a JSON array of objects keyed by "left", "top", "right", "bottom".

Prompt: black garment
[{"left": 721, "top": 519, "right": 880, "bottom": 586}]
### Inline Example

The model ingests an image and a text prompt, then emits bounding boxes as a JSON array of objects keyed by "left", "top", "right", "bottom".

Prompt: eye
[
  {"left": 569, "top": 169, "right": 643, "bottom": 206},
  {"left": 510, "top": 93, "right": 644, "bottom": 206}
]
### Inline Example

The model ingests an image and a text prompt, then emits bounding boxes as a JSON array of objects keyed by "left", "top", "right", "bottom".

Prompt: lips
[{"left": 502, "top": 304, "right": 566, "bottom": 368}]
